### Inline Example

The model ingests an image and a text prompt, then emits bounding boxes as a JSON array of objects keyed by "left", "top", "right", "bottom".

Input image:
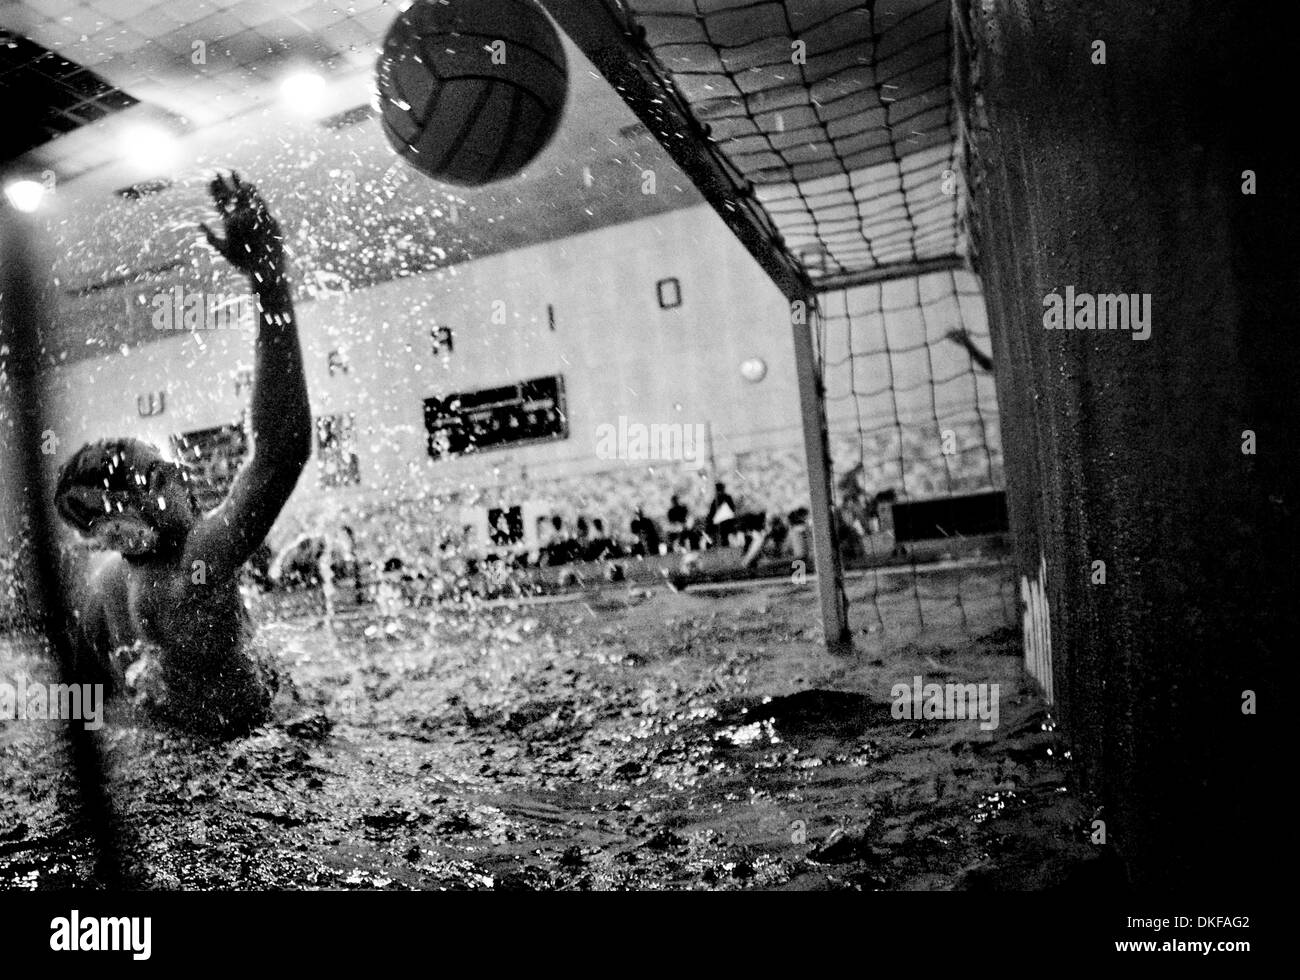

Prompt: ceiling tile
[
  {"left": 187, "top": 10, "right": 248, "bottom": 46},
  {"left": 25, "top": 17, "right": 83, "bottom": 51},
  {"left": 354, "top": 7, "right": 397, "bottom": 35},
  {"left": 50, "top": 4, "right": 114, "bottom": 39},
  {"left": 317, "top": 18, "right": 375, "bottom": 54},
  {"left": 231, "top": 1, "right": 283, "bottom": 30},
  {"left": 278, "top": 0, "right": 334, "bottom": 14},
  {"left": 289, "top": 5, "right": 352, "bottom": 33},
  {"left": 26, "top": 0, "right": 80, "bottom": 18},
  {"left": 163, "top": 0, "right": 216, "bottom": 26},
  {"left": 90, "top": 0, "right": 157, "bottom": 20}
]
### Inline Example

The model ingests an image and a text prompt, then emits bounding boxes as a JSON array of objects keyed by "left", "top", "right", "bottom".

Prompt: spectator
[
  {"left": 531, "top": 516, "right": 554, "bottom": 566},
  {"left": 630, "top": 507, "right": 661, "bottom": 557},
  {"left": 243, "top": 541, "right": 273, "bottom": 591},
  {"left": 377, "top": 555, "right": 405, "bottom": 616},
  {"left": 766, "top": 514, "right": 789, "bottom": 558},
  {"left": 666, "top": 494, "right": 690, "bottom": 550},
  {"left": 337, "top": 525, "right": 366, "bottom": 602},
  {"left": 787, "top": 507, "right": 810, "bottom": 561},
  {"left": 706, "top": 482, "right": 738, "bottom": 547},
  {"left": 837, "top": 505, "right": 867, "bottom": 561},
  {"left": 737, "top": 510, "right": 767, "bottom": 549},
  {"left": 872, "top": 488, "right": 898, "bottom": 532},
  {"left": 543, "top": 515, "right": 567, "bottom": 565},
  {"left": 544, "top": 515, "right": 583, "bottom": 565},
  {"left": 585, "top": 518, "right": 619, "bottom": 562},
  {"left": 277, "top": 536, "right": 326, "bottom": 589},
  {"left": 332, "top": 525, "right": 361, "bottom": 583},
  {"left": 737, "top": 511, "right": 769, "bottom": 568}
]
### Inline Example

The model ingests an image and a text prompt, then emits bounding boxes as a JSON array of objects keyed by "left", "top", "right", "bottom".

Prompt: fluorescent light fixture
[
  {"left": 4, "top": 179, "right": 46, "bottom": 213},
  {"left": 119, "top": 123, "right": 180, "bottom": 173},
  {"left": 280, "top": 70, "right": 328, "bottom": 116}
]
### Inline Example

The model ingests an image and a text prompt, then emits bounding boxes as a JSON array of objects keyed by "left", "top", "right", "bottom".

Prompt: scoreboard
[{"left": 424, "top": 375, "right": 568, "bottom": 460}]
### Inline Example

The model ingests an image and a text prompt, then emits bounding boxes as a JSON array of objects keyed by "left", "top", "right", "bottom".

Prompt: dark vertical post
[
  {"left": 1, "top": 204, "right": 126, "bottom": 886},
  {"left": 961, "top": 0, "right": 1290, "bottom": 888},
  {"left": 792, "top": 297, "right": 851, "bottom": 653}
]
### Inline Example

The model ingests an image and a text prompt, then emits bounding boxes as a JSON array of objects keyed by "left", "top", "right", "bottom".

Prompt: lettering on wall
[
  {"left": 317, "top": 413, "right": 361, "bottom": 488},
  {"left": 431, "top": 326, "right": 454, "bottom": 356},
  {"left": 136, "top": 391, "right": 165, "bottom": 417},
  {"left": 656, "top": 277, "right": 682, "bottom": 310}
]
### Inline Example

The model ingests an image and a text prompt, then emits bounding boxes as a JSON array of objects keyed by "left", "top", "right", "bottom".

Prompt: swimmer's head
[{"left": 55, "top": 438, "right": 199, "bottom": 557}]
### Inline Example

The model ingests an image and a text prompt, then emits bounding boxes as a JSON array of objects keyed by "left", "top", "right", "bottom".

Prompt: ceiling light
[
  {"left": 280, "top": 70, "right": 328, "bottom": 116},
  {"left": 119, "top": 123, "right": 179, "bottom": 174},
  {"left": 4, "top": 179, "right": 46, "bottom": 213}
]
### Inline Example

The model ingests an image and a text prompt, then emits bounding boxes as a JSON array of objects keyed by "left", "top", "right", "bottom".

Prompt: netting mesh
[
  {"left": 620, "top": 0, "right": 963, "bottom": 287},
  {"left": 613, "top": 0, "right": 1007, "bottom": 639},
  {"left": 819, "top": 269, "right": 999, "bottom": 495},
  {"left": 815, "top": 269, "right": 1011, "bottom": 639}
]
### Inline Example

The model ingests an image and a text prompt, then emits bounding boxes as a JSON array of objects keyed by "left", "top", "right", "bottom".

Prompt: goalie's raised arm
[{"left": 185, "top": 172, "right": 312, "bottom": 579}]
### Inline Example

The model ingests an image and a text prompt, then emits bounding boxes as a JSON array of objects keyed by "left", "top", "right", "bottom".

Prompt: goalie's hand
[{"left": 200, "top": 171, "right": 286, "bottom": 283}]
